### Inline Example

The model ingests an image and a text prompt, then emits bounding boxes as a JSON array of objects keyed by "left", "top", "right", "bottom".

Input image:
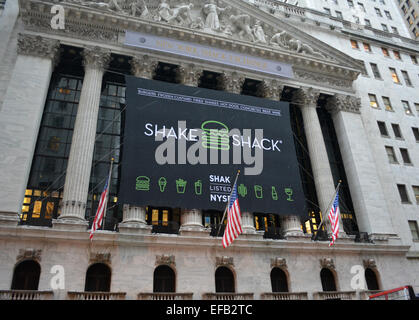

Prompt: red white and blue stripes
[{"left": 222, "top": 183, "right": 243, "bottom": 249}]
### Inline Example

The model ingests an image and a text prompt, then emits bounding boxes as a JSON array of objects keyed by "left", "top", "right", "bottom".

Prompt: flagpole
[
  {"left": 102, "top": 157, "right": 114, "bottom": 230},
  {"left": 312, "top": 180, "right": 342, "bottom": 241},
  {"left": 216, "top": 169, "right": 241, "bottom": 238}
]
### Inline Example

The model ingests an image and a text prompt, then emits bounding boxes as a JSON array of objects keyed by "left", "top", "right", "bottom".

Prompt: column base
[
  {"left": 0, "top": 211, "right": 20, "bottom": 227},
  {"left": 284, "top": 232, "right": 311, "bottom": 241},
  {"left": 52, "top": 218, "right": 88, "bottom": 232},
  {"left": 118, "top": 222, "right": 151, "bottom": 235},
  {"left": 179, "top": 224, "right": 206, "bottom": 237}
]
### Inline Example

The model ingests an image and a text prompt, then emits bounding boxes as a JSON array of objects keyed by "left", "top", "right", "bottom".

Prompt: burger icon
[
  {"left": 201, "top": 120, "right": 230, "bottom": 151},
  {"left": 136, "top": 176, "right": 150, "bottom": 191}
]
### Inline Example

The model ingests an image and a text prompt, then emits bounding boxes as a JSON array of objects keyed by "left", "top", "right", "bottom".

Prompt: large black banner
[{"left": 119, "top": 76, "right": 306, "bottom": 216}]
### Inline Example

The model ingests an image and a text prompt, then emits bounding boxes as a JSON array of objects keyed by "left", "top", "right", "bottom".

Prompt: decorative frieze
[
  {"left": 363, "top": 258, "right": 377, "bottom": 269},
  {"left": 220, "top": 71, "right": 245, "bottom": 94},
  {"left": 17, "top": 248, "right": 42, "bottom": 263},
  {"left": 271, "top": 257, "right": 287, "bottom": 269},
  {"left": 216, "top": 256, "right": 234, "bottom": 268},
  {"left": 90, "top": 252, "right": 111, "bottom": 264},
  {"left": 17, "top": 33, "right": 60, "bottom": 64},
  {"left": 156, "top": 254, "right": 176, "bottom": 267},
  {"left": 320, "top": 258, "right": 335, "bottom": 270},
  {"left": 294, "top": 69, "right": 353, "bottom": 90},
  {"left": 326, "top": 94, "right": 361, "bottom": 114},
  {"left": 257, "top": 79, "right": 284, "bottom": 100}
]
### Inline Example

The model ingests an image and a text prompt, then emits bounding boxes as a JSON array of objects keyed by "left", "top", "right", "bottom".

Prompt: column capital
[
  {"left": 220, "top": 71, "right": 245, "bottom": 94},
  {"left": 82, "top": 46, "right": 111, "bottom": 72},
  {"left": 177, "top": 63, "right": 203, "bottom": 86},
  {"left": 257, "top": 79, "right": 284, "bottom": 100},
  {"left": 17, "top": 33, "right": 60, "bottom": 64},
  {"left": 130, "top": 54, "right": 158, "bottom": 79},
  {"left": 292, "top": 87, "right": 320, "bottom": 108},
  {"left": 326, "top": 94, "right": 361, "bottom": 114}
]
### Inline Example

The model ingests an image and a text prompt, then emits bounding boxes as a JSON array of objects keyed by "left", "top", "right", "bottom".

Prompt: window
[
  {"left": 348, "top": 0, "right": 354, "bottom": 7},
  {"left": 215, "top": 267, "right": 235, "bottom": 293},
  {"left": 389, "top": 68, "right": 400, "bottom": 84},
  {"left": 377, "top": 121, "right": 389, "bottom": 136},
  {"left": 375, "top": 8, "right": 382, "bottom": 17},
  {"left": 391, "top": 123, "right": 403, "bottom": 138},
  {"left": 369, "top": 94, "right": 379, "bottom": 108},
  {"left": 324, "top": 7, "right": 331, "bottom": 15},
  {"left": 320, "top": 268, "right": 337, "bottom": 292},
  {"left": 382, "top": 48, "right": 390, "bottom": 57},
  {"left": 153, "top": 265, "right": 176, "bottom": 293},
  {"left": 393, "top": 51, "right": 401, "bottom": 60},
  {"left": 85, "top": 263, "right": 111, "bottom": 292},
  {"left": 391, "top": 27, "right": 399, "bottom": 34},
  {"left": 271, "top": 268, "right": 289, "bottom": 293},
  {"left": 370, "top": 63, "right": 381, "bottom": 79},
  {"left": 408, "top": 220, "right": 419, "bottom": 240},
  {"left": 365, "top": 268, "right": 380, "bottom": 290},
  {"left": 416, "top": 103, "right": 419, "bottom": 115},
  {"left": 364, "top": 19, "right": 371, "bottom": 27},
  {"left": 381, "top": 24, "right": 388, "bottom": 32},
  {"left": 385, "top": 146, "right": 398, "bottom": 163},
  {"left": 336, "top": 11, "right": 343, "bottom": 19},
  {"left": 363, "top": 43, "right": 371, "bottom": 52},
  {"left": 384, "top": 10, "right": 392, "bottom": 20},
  {"left": 11, "top": 260, "right": 41, "bottom": 290},
  {"left": 402, "top": 100, "right": 413, "bottom": 115},
  {"left": 411, "top": 55, "right": 418, "bottom": 65},
  {"left": 382, "top": 96, "right": 393, "bottom": 111},
  {"left": 400, "top": 148, "right": 412, "bottom": 165},
  {"left": 397, "top": 184, "right": 410, "bottom": 203},
  {"left": 350, "top": 39, "right": 359, "bottom": 49},
  {"left": 412, "top": 127, "right": 419, "bottom": 142},
  {"left": 401, "top": 71, "right": 412, "bottom": 86},
  {"left": 413, "top": 186, "right": 419, "bottom": 205}
]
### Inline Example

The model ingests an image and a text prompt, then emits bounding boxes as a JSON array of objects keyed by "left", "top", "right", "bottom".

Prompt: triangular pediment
[{"left": 56, "top": 0, "right": 360, "bottom": 70}]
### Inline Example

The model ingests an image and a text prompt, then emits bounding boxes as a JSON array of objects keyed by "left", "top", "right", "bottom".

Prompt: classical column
[
  {"left": 220, "top": 71, "right": 245, "bottom": 94},
  {"left": 177, "top": 63, "right": 204, "bottom": 87},
  {"left": 241, "top": 212, "right": 256, "bottom": 234},
  {"left": 118, "top": 55, "right": 158, "bottom": 233},
  {"left": 325, "top": 95, "right": 395, "bottom": 238},
  {"left": 292, "top": 87, "right": 344, "bottom": 237},
  {"left": 0, "top": 34, "right": 59, "bottom": 226},
  {"left": 55, "top": 47, "right": 111, "bottom": 229}
]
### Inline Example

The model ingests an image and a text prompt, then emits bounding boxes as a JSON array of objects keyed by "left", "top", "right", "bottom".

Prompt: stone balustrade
[
  {"left": 67, "top": 291, "right": 126, "bottom": 300},
  {"left": 0, "top": 290, "right": 54, "bottom": 300},
  {"left": 261, "top": 292, "right": 308, "bottom": 300},
  {"left": 202, "top": 293, "right": 254, "bottom": 300},
  {"left": 137, "top": 293, "right": 193, "bottom": 300},
  {"left": 313, "top": 291, "right": 356, "bottom": 300}
]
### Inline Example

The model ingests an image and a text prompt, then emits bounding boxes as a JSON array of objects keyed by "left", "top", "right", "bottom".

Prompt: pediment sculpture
[{"left": 54, "top": 0, "right": 328, "bottom": 59}]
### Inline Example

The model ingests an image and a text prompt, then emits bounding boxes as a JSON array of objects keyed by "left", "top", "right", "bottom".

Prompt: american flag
[
  {"left": 222, "top": 182, "right": 243, "bottom": 249},
  {"left": 328, "top": 191, "right": 340, "bottom": 246},
  {"left": 89, "top": 169, "right": 111, "bottom": 240}
]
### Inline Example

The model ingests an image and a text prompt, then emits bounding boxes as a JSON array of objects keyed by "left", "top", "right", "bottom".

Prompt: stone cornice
[{"left": 18, "top": 0, "right": 360, "bottom": 93}]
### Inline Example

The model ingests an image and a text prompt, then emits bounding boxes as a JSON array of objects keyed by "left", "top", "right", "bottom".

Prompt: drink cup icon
[
  {"left": 285, "top": 188, "right": 294, "bottom": 201},
  {"left": 201, "top": 120, "right": 230, "bottom": 151},
  {"left": 176, "top": 179, "right": 187, "bottom": 194},
  {"left": 158, "top": 177, "right": 167, "bottom": 192},
  {"left": 254, "top": 185, "right": 263, "bottom": 199},
  {"left": 195, "top": 180, "right": 202, "bottom": 195}
]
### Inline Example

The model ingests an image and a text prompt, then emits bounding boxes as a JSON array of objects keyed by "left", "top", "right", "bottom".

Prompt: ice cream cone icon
[{"left": 158, "top": 177, "right": 167, "bottom": 192}]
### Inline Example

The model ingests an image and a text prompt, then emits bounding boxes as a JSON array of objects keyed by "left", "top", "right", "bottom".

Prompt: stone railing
[
  {"left": 261, "top": 292, "right": 308, "bottom": 300},
  {"left": 313, "top": 291, "right": 356, "bottom": 300},
  {"left": 137, "top": 293, "right": 193, "bottom": 300},
  {"left": 0, "top": 290, "right": 54, "bottom": 300},
  {"left": 202, "top": 293, "right": 254, "bottom": 300},
  {"left": 67, "top": 291, "right": 126, "bottom": 300}
]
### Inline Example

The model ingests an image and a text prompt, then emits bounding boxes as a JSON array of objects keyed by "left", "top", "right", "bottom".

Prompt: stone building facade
[{"left": 0, "top": 0, "right": 418, "bottom": 300}]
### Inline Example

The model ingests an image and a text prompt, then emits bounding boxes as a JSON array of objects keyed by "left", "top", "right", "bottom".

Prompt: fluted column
[
  {"left": 292, "top": 87, "right": 343, "bottom": 237},
  {"left": 57, "top": 47, "right": 111, "bottom": 226},
  {"left": 119, "top": 55, "right": 158, "bottom": 232},
  {"left": 241, "top": 212, "right": 256, "bottom": 234},
  {"left": 0, "top": 34, "right": 60, "bottom": 226}
]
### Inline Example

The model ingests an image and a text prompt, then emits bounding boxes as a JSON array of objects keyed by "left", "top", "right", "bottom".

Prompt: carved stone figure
[
  {"left": 171, "top": 3, "right": 194, "bottom": 26},
  {"left": 270, "top": 30, "right": 292, "bottom": 48},
  {"left": 203, "top": 0, "right": 229, "bottom": 31},
  {"left": 80, "top": 0, "right": 124, "bottom": 13},
  {"left": 229, "top": 14, "right": 255, "bottom": 42},
  {"left": 288, "top": 39, "right": 324, "bottom": 58},
  {"left": 190, "top": 17, "right": 205, "bottom": 30},
  {"left": 253, "top": 20, "right": 267, "bottom": 44},
  {"left": 157, "top": 0, "right": 173, "bottom": 22},
  {"left": 130, "top": 0, "right": 150, "bottom": 18}
]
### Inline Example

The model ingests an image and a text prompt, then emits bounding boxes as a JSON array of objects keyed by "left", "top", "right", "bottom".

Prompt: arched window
[
  {"left": 215, "top": 267, "right": 235, "bottom": 293},
  {"left": 271, "top": 268, "right": 289, "bottom": 292},
  {"left": 365, "top": 268, "right": 380, "bottom": 290},
  {"left": 85, "top": 263, "right": 111, "bottom": 292},
  {"left": 11, "top": 260, "right": 41, "bottom": 290},
  {"left": 320, "top": 268, "right": 337, "bottom": 292},
  {"left": 153, "top": 265, "right": 175, "bottom": 293}
]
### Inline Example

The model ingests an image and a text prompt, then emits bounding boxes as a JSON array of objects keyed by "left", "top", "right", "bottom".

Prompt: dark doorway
[
  {"left": 11, "top": 260, "right": 41, "bottom": 290},
  {"left": 215, "top": 266, "right": 235, "bottom": 293},
  {"left": 365, "top": 268, "right": 380, "bottom": 290},
  {"left": 153, "top": 265, "right": 176, "bottom": 293},
  {"left": 320, "top": 268, "right": 337, "bottom": 292},
  {"left": 85, "top": 263, "right": 111, "bottom": 292},
  {"left": 271, "top": 268, "right": 289, "bottom": 292}
]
